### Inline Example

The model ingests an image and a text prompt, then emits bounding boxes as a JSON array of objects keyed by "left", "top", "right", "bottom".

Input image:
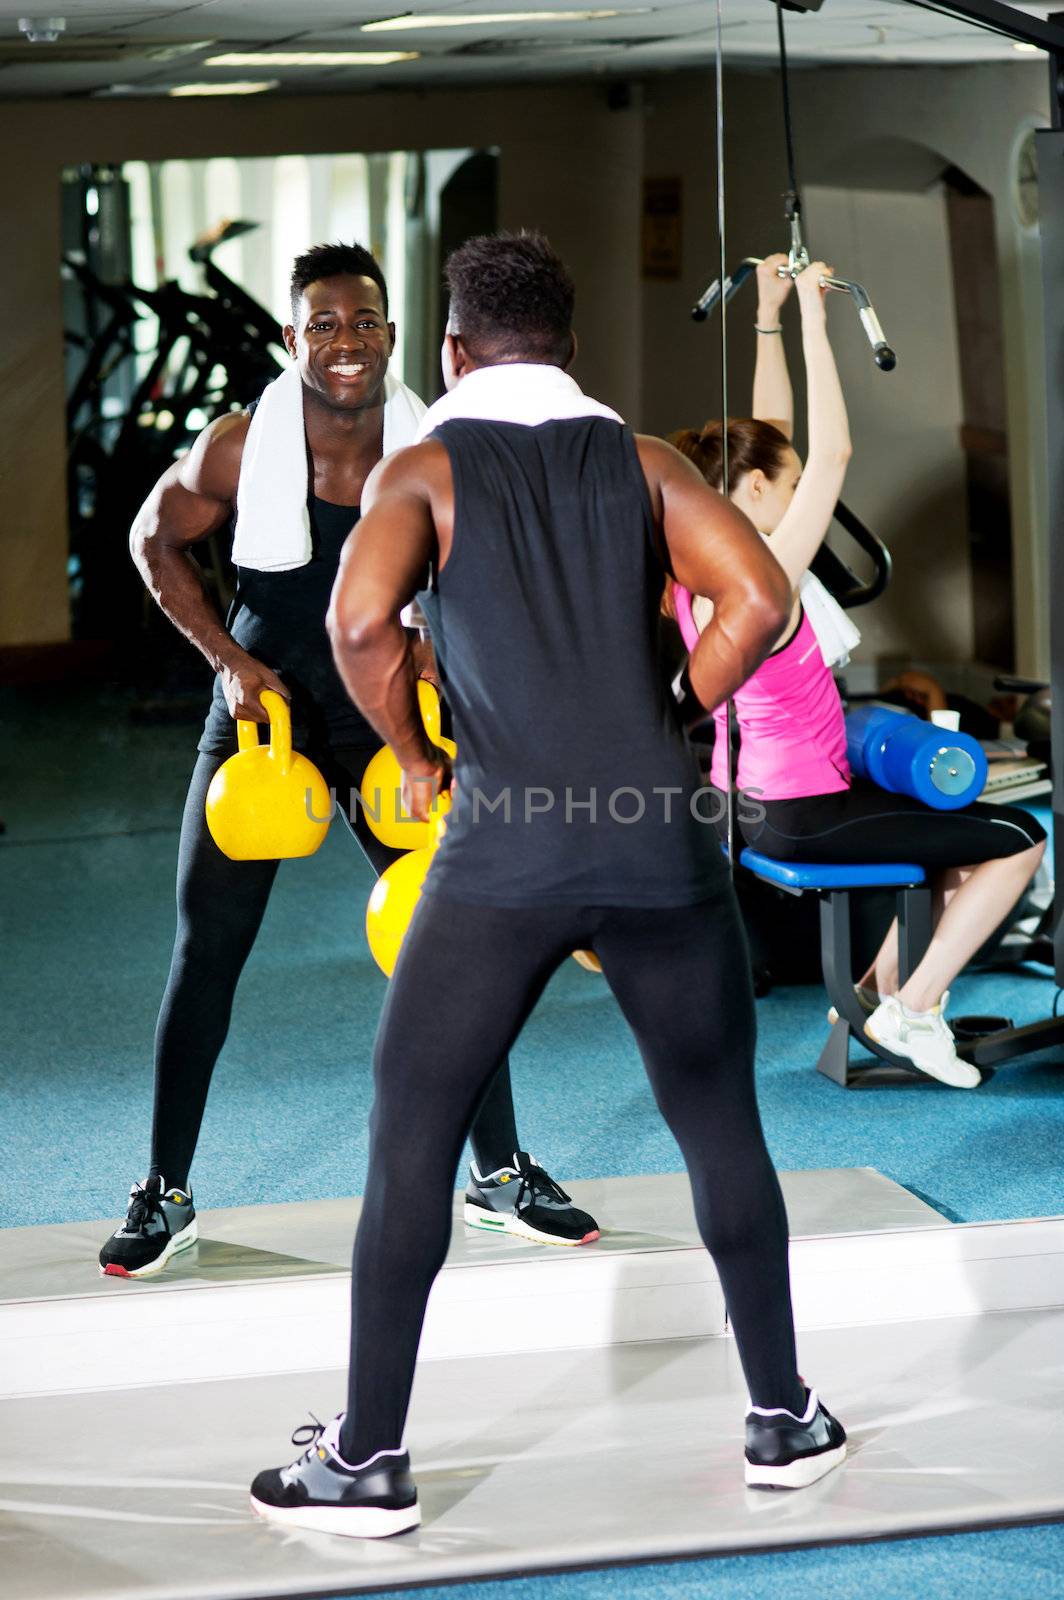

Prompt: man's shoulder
[
  {"left": 361, "top": 436, "right": 451, "bottom": 512},
  {"left": 184, "top": 410, "right": 251, "bottom": 502},
  {"left": 378, "top": 436, "right": 450, "bottom": 481},
  {"left": 208, "top": 409, "right": 252, "bottom": 457},
  {"left": 633, "top": 432, "right": 681, "bottom": 471}
]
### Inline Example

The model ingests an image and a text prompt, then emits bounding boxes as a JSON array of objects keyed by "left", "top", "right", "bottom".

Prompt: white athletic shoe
[
  {"left": 863, "top": 991, "right": 982, "bottom": 1089},
  {"left": 826, "top": 984, "right": 880, "bottom": 1027}
]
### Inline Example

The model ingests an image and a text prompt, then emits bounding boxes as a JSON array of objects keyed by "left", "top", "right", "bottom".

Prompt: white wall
[{"left": 802, "top": 183, "right": 971, "bottom": 665}]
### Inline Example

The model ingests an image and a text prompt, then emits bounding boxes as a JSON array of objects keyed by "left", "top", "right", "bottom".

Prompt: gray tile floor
[{"left": 4, "top": 1306, "right": 1063, "bottom": 1600}]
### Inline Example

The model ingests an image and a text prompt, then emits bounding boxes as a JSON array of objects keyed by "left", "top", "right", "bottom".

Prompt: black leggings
[
  {"left": 724, "top": 781, "right": 1046, "bottom": 867},
  {"left": 149, "top": 746, "right": 519, "bottom": 1191},
  {"left": 340, "top": 884, "right": 802, "bottom": 1462}
]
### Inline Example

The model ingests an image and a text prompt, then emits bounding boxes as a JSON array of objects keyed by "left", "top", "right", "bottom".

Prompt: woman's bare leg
[
  {"left": 855, "top": 843, "right": 1045, "bottom": 1012},
  {"left": 856, "top": 865, "right": 974, "bottom": 997}
]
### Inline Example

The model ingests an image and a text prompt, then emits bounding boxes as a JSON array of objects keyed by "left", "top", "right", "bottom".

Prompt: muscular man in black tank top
[
  {"left": 98, "top": 242, "right": 596, "bottom": 1281},
  {"left": 250, "top": 233, "right": 848, "bottom": 1535}
]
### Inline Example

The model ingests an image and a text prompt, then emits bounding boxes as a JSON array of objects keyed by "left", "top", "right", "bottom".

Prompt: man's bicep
[
  {"left": 638, "top": 435, "right": 766, "bottom": 595},
  {"left": 662, "top": 469, "right": 772, "bottom": 600},
  {"left": 135, "top": 460, "right": 231, "bottom": 550},
  {"left": 139, "top": 413, "right": 245, "bottom": 549},
  {"left": 334, "top": 490, "right": 436, "bottom": 628}
]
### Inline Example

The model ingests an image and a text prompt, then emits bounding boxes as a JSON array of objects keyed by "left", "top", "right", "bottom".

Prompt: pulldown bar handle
[
  {"left": 691, "top": 256, "right": 897, "bottom": 372},
  {"left": 690, "top": 257, "right": 760, "bottom": 322}
]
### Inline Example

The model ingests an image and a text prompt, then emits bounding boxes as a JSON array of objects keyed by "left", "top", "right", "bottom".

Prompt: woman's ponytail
[{"left": 668, "top": 417, "right": 789, "bottom": 492}]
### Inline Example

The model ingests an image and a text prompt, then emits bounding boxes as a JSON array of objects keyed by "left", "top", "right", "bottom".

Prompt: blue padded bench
[{"left": 738, "top": 849, "right": 933, "bottom": 1086}]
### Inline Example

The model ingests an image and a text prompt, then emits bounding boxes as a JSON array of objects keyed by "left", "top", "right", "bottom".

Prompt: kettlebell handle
[
  {"left": 236, "top": 689, "right": 293, "bottom": 776},
  {"left": 431, "top": 787, "right": 452, "bottom": 848}
]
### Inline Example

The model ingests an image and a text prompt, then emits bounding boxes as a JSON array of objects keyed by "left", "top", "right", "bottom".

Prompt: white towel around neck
[
  {"left": 232, "top": 364, "right": 427, "bottom": 572},
  {"left": 692, "top": 568, "right": 861, "bottom": 671},
  {"left": 414, "top": 362, "right": 622, "bottom": 440}
]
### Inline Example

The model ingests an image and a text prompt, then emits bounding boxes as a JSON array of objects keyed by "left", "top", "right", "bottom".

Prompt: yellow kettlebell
[
  {"left": 360, "top": 680, "right": 453, "bottom": 850},
  {"left": 360, "top": 737, "right": 456, "bottom": 850},
  {"left": 417, "top": 678, "right": 442, "bottom": 740},
  {"left": 205, "top": 689, "right": 332, "bottom": 861},
  {"left": 365, "top": 794, "right": 450, "bottom": 976}
]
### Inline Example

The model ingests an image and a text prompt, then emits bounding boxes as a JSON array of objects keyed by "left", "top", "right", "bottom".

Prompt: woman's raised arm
[
  {"left": 751, "top": 253, "right": 794, "bottom": 439},
  {"left": 763, "top": 263, "right": 851, "bottom": 589}
]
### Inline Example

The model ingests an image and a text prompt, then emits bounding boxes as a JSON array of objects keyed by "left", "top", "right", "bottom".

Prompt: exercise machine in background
[
  {"left": 62, "top": 218, "right": 285, "bottom": 646},
  {"left": 690, "top": 0, "right": 896, "bottom": 371},
  {"left": 684, "top": 0, "right": 1064, "bottom": 1072}
]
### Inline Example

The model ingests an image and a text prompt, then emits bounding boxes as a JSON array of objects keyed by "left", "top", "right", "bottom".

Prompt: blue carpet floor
[
  {"left": 1, "top": 684, "right": 1062, "bottom": 1229},
  {"left": 345, "top": 1521, "right": 1064, "bottom": 1600}
]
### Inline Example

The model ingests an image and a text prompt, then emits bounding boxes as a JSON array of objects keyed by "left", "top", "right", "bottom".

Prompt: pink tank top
[{"left": 709, "top": 607, "right": 851, "bottom": 800}]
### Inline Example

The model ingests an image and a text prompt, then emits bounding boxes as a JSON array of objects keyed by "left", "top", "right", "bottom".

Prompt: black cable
[
  {"left": 775, "top": 0, "right": 801, "bottom": 215},
  {"left": 711, "top": 0, "right": 737, "bottom": 877}
]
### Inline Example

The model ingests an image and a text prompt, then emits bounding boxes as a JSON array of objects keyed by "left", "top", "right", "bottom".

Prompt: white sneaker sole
[
  {"left": 99, "top": 1217, "right": 198, "bottom": 1279},
  {"left": 249, "top": 1493, "right": 420, "bottom": 1538},
  {"left": 745, "top": 1440, "right": 847, "bottom": 1489},
  {"left": 463, "top": 1200, "right": 599, "bottom": 1247},
  {"left": 863, "top": 1021, "right": 981, "bottom": 1089},
  {"left": 827, "top": 994, "right": 878, "bottom": 1027}
]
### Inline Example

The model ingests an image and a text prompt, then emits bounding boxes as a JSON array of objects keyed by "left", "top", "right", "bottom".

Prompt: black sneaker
[
  {"left": 745, "top": 1388, "right": 847, "bottom": 1488},
  {"left": 250, "top": 1414, "right": 420, "bottom": 1538},
  {"left": 464, "top": 1151, "right": 600, "bottom": 1246},
  {"left": 98, "top": 1176, "right": 197, "bottom": 1278}
]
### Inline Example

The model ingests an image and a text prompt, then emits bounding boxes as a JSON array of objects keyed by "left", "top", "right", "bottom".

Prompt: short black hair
[
  {"left": 444, "top": 231, "right": 574, "bottom": 366},
  {"left": 289, "top": 242, "right": 389, "bottom": 322}
]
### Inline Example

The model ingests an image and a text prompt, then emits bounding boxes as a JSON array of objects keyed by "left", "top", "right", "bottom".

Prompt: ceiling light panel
[
  {"left": 205, "top": 50, "right": 419, "bottom": 65},
  {"left": 168, "top": 79, "right": 280, "bottom": 94},
  {"left": 362, "top": 11, "right": 634, "bottom": 29}
]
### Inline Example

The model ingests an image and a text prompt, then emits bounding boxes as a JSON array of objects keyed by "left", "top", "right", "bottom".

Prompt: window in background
[
  {"left": 123, "top": 160, "right": 159, "bottom": 380},
  {"left": 159, "top": 161, "right": 200, "bottom": 294},
  {"left": 237, "top": 157, "right": 275, "bottom": 315},
  {"left": 329, "top": 155, "right": 371, "bottom": 249},
  {"left": 385, "top": 151, "right": 409, "bottom": 376},
  {"left": 204, "top": 157, "right": 243, "bottom": 281},
  {"left": 271, "top": 155, "right": 313, "bottom": 331}
]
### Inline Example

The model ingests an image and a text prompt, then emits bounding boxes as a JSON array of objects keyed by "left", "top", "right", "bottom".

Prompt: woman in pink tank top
[{"left": 669, "top": 258, "right": 1045, "bottom": 1090}]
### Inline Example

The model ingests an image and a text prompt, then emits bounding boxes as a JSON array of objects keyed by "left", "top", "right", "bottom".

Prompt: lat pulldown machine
[
  {"left": 691, "top": 0, "right": 896, "bottom": 370},
  {"left": 693, "top": 0, "right": 1064, "bottom": 1069}
]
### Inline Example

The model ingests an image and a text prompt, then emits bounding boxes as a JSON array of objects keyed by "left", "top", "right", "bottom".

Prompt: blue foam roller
[
  {"left": 845, "top": 705, "right": 901, "bottom": 787},
  {"left": 845, "top": 706, "right": 987, "bottom": 811}
]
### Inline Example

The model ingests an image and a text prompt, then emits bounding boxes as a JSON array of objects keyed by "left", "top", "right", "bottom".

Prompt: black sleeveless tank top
[
  {"left": 198, "top": 495, "right": 377, "bottom": 756},
  {"left": 416, "top": 417, "right": 727, "bottom": 907}
]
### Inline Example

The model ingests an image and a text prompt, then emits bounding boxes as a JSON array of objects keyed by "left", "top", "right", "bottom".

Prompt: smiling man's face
[{"left": 285, "top": 274, "right": 396, "bottom": 413}]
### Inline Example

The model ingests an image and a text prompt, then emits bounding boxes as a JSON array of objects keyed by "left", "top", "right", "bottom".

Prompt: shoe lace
[
  {"left": 514, "top": 1163, "right": 572, "bottom": 1214},
  {"left": 124, "top": 1180, "right": 163, "bottom": 1234},
  {"left": 290, "top": 1413, "right": 326, "bottom": 1459}
]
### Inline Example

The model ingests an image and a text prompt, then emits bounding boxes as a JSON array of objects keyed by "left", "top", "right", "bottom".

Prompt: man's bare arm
[
  {"left": 327, "top": 446, "right": 443, "bottom": 806},
  {"left": 637, "top": 436, "right": 792, "bottom": 714},
  {"left": 130, "top": 412, "right": 289, "bottom": 720}
]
